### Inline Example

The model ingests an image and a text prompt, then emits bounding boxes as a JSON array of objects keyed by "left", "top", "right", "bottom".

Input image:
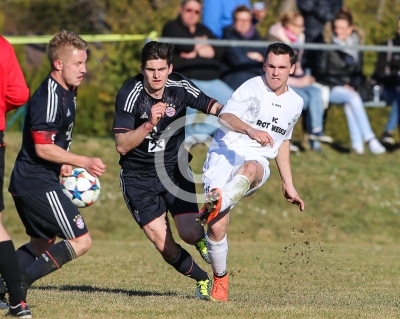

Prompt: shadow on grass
[
  {"left": 32, "top": 285, "right": 183, "bottom": 298},
  {"left": 328, "top": 142, "right": 351, "bottom": 154}
]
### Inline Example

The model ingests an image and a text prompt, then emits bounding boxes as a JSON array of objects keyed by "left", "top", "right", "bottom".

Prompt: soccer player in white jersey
[{"left": 196, "top": 42, "right": 305, "bottom": 302}]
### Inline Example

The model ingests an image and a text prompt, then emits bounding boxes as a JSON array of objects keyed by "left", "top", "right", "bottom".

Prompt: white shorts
[{"left": 202, "top": 148, "right": 271, "bottom": 197}]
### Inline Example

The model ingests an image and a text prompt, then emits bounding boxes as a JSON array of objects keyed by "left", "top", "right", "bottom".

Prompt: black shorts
[
  {"left": 13, "top": 190, "right": 88, "bottom": 242},
  {"left": 0, "top": 132, "right": 5, "bottom": 212},
  {"left": 120, "top": 166, "right": 199, "bottom": 227}
]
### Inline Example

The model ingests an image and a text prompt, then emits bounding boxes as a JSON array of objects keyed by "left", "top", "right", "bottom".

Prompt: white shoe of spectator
[
  {"left": 290, "top": 142, "right": 299, "bottom": 153},
  {"left": 368, "top": 138, "right": 386, "bottom": 155},
  {"left": 352, "top": 144, "right": 364, "bottom": 155}
]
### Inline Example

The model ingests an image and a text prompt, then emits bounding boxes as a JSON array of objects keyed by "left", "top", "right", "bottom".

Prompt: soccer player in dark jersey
[
  {"left": 112, "top": 41, "right": 224, "bottom": 300},
  {"left": 7, "top": 30, "right": 106, "bottom": 301},
  {"left": 0, "top": 35, "right": 31, "bottom": 318}
]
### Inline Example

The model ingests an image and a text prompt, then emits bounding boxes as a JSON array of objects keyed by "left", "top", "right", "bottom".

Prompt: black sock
[
  {"left": 0, "top": 240, "right": 25, "bottom": 305},
  {"left": 166, "top": 245, "right": 208, "bottom": 281},
  {"left": 23, "top": 240, "right": 76, "bottom": 286},
  {"left": 16, "top": 244, "right": 38, "bottom": 271}
]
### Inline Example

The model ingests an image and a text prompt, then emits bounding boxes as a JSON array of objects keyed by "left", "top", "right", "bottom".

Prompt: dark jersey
[
  {"left": 9, "top": 75, "right": 76, "bottom": 196},
  {"left": 112, "top": 72, "right": 217, "bottom": 171}
]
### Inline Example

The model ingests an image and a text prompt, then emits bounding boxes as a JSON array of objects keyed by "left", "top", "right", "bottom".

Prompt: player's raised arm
[{"left": 114, "top": 101, "right": 166, "bottom": 156}]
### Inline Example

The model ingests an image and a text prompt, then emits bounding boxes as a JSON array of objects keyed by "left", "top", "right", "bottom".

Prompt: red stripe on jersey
[{"left": 31, "top": 131, "right": 56, "bottom": 144}]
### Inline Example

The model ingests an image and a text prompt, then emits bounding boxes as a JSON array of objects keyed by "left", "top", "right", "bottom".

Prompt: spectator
[
  {"left": 162, "top": 0, "right": 233, "bottom": 146},
  {"left": 221, "top": 6, "right": 265, "bottom": 91},
  {"left": 297, "top": 0, "right": 342, "bottom": 73},
  {"left": 372, "top": 17, "right": 400, "bottom": 147},
  {"left": 314, "top": 9, "right": 386, "bottom": 154},
  {"left": 267, "top": 11, "right": 333, "bottom": 150},
  {"left": 202, "top": 0, "right": 265, "bottom": 39}
]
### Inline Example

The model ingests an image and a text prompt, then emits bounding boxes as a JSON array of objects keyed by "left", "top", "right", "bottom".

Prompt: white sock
[
  {"left": 220, "top": 174, "right": 250, "bottom": 212},
  {"left": 205, "top": 233, "right": 228, "bottom": 276}
]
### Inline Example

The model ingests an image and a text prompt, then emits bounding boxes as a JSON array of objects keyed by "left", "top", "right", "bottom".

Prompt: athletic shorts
[
  {"left": 0, "top": 132, "right": 5, "bottom": 212},
  {"left": 13, "top": 190, "right": 88, "bottom": 242},
  {"left": 203, "top": 148, "right": 271, "bottom": 197},
  {"left": 119, "top": 166, "right": 199, "bottom": 228}
]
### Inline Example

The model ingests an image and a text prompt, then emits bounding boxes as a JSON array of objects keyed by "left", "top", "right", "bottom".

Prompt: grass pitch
[
  {"left": 2, "top": 131, "right": 400, "bottom": 318},
  {"left": 2, "top": 240, "right": 399, "bottom": 319}
]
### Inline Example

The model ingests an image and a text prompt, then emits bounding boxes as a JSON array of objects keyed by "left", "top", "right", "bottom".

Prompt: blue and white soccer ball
[{"left": 60, "top": 168, "right": 101, "bottom": 208}]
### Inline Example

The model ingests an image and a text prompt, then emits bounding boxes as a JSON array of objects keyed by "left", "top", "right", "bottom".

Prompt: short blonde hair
[{"left": 47, "top": 30, "right": 87, "bottom": 66}]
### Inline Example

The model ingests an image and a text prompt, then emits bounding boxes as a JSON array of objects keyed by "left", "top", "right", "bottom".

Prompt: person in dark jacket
[
  {"left": 162, "top": 0, "right": 233, "bottom": 146},
  {"left": 372, "top": 17, "right": 400, "bottom": 146},
  {"left": 314, "top": 9, "right": 385, "bottom": 155},
  {"left": 221, "top": 5, "right": 265, "bottom": 91},
  {"left": 297, "top": 0, "right": 342, "bottom": 73}
]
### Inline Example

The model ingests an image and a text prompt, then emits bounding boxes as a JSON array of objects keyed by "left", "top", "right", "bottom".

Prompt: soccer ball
[{"left": 60, "top": 168, "right": 101, "bottom": 208}]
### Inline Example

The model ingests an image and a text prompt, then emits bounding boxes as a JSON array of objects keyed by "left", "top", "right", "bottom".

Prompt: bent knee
[
  {"left": 69, "top": 233, "right": 92, "bottom": 256},
  {"left": 242, "top": 161, "right": 261, "bottom": 177}
]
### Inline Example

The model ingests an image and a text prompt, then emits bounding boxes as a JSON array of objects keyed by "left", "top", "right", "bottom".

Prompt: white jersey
[{"left": 210, "top": 76, "right": 304, "bottom": 159}]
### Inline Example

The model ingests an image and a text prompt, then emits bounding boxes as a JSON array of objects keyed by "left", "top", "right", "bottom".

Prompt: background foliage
[{"left": 1, "top": 0, "right": 399, "bottom": 139}]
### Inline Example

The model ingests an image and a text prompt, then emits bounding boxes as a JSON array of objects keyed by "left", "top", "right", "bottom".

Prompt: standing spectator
[
  {"left": 267, "top": 11, "right": 333, "bottom": 150},
  {"left": 162, "top": 0, "right": 233, "bottom": 146},
  {"left": 202, "top": 0, "right": 252, "bottom": 39},
  {"left": 314, "top": 9, "right": 386, "bottom": 154},
  {"left": 0, "top": 36, "right": 32, "bottom": 318},
  {"left": 297, "top": 0, "right": 342, "bottom": 73},
  {"left": 8, "top": 30, "right": 106, "bottom": 302},
  {"left": 372, "top": 17, "right": 400, "bottom": 147},
  {"left": 221, "top": 6, "right": 265, "bottom": 90}
]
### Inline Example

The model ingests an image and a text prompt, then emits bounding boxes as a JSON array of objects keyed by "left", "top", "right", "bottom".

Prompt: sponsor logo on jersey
[
  {"left": 140, "top": 112, "right": 148, "bottom": 119},
  {"left": 256, "top": 118, "right": 286, "bottom": 135},
  {"left": 272, "top": 102, "right": 281, "bottom": 108},
  {"left": 148, "top": 139, "right": 165, "bottom": 152},
  {"left": 165, "top": 106, "right": 176, "bottom": 117}
]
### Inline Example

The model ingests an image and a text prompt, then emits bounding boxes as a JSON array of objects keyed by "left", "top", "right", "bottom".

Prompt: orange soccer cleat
[
  {"left": 196, "top": 188, "right": 222, "bottom": 226},
  {"left": 211, "top": 274, "right": 228, "bottom": 302}
]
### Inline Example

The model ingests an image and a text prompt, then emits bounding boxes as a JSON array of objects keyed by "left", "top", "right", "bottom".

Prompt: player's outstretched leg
[
  {"left": 196, "top": 188, "right": 222, "bottom": 226},
  {"left": 197, "top": 175, "right": 251, "bottom": 226}
]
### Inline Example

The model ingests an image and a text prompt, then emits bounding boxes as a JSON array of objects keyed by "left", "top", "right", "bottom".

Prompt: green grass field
[{"left": 2, "top": 131, "right": 400, "bottom": 318}]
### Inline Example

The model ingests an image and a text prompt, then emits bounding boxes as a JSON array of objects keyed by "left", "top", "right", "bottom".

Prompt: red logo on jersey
[{"left": 165, "top": 107, "right": 176, "bottom": 117}]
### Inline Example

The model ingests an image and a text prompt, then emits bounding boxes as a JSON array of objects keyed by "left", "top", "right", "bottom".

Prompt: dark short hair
[
  {"left": 141, "top": 41, "right": 174, "bottom": 66},
  {"left": 233, "top": 5, "right": 252, "bottom": 21},
  {"left": 180, "top": 0, "right": 201, "bottom": 6},
  {"left": 265, "top": 42, "right": 296, "bottom": 65}
]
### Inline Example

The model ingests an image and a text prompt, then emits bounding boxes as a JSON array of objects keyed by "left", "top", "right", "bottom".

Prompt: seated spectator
[
  {"left": 314, "top": 8, "right": 385, "bottom": 154},
  {"left": 202, "top": 0, "right": 265, "bottom": 39},
  {"left": 372, "top": 17, "right": 400, "bottom": 147},
  {"left": 221, "top": 6, "right": 265, "bottom": 91},
  {"left": 162, "top": 0, "right": 234, "bottom": 146},
  {"left": 267, "top": 11, "right": 333, "bottom": 150}
]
